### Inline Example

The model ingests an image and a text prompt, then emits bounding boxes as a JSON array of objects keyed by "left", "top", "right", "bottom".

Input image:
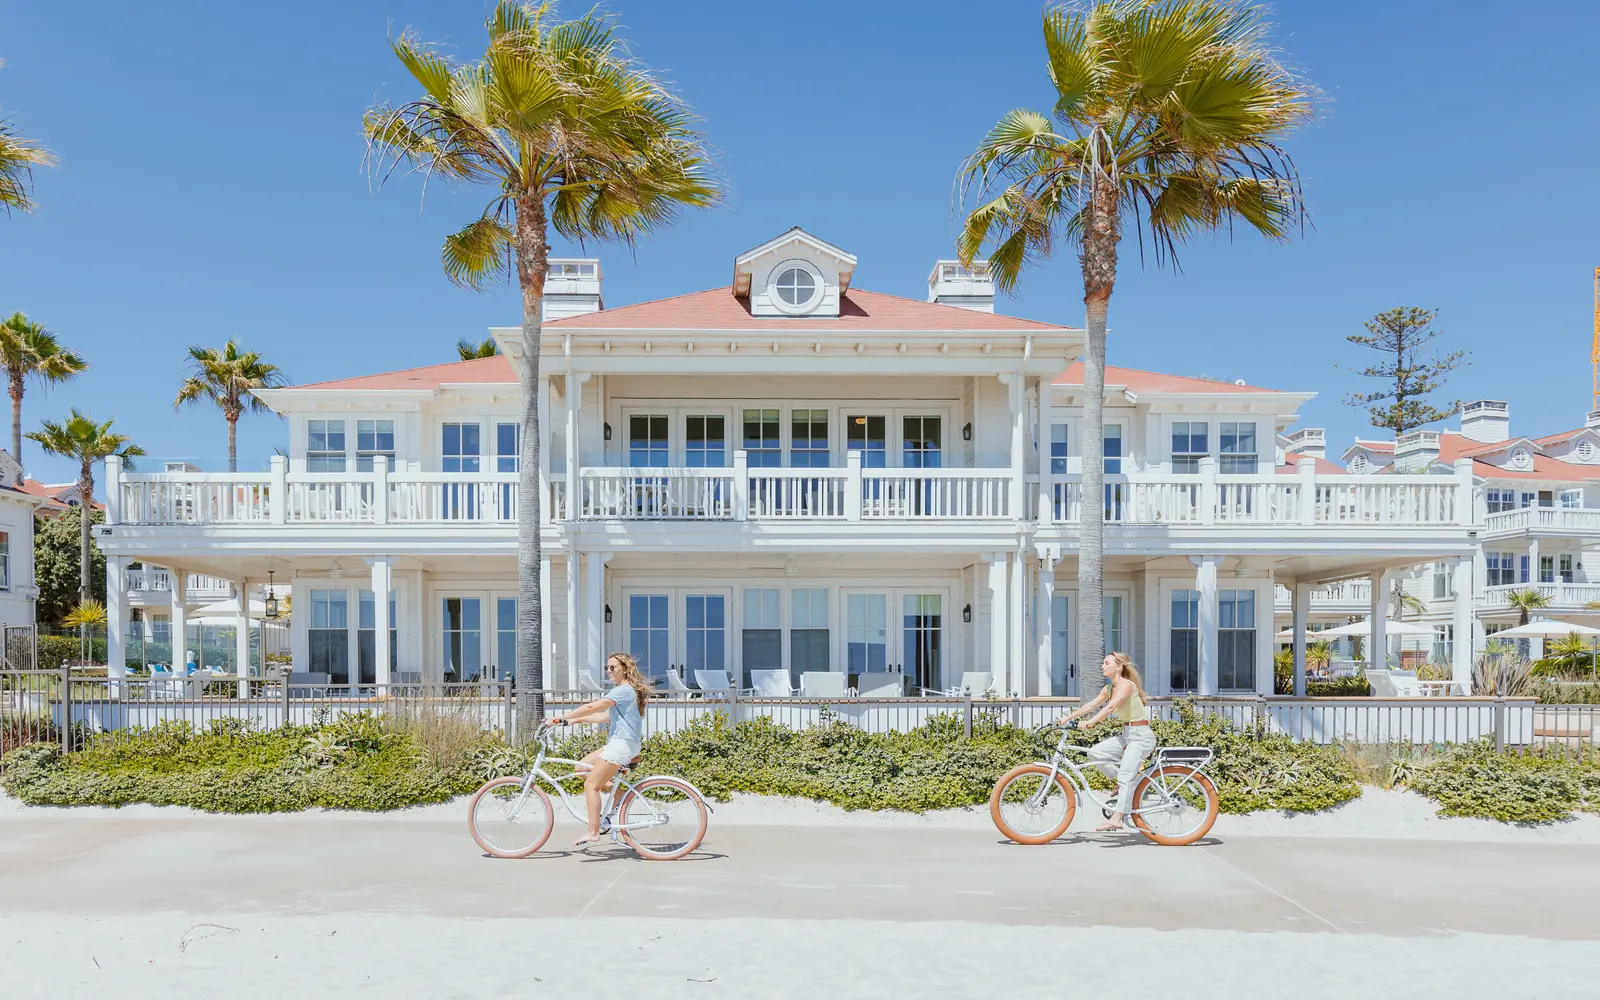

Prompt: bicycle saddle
[{"left": 620, "top": 755, "right": 642, "bottom": 772}]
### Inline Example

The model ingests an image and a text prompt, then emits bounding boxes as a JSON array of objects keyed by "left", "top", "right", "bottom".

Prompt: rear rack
[{"left": 1155, "top": 746, "right": 1214, "bottom": 768}]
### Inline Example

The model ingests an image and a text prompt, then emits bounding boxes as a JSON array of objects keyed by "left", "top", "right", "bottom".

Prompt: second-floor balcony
[
  {"left": 1480, "top": 582, "right": 1600, "bottom": 613},
  {"left": 1483, "top": 505, "right": 1600, "bottom": 540}
]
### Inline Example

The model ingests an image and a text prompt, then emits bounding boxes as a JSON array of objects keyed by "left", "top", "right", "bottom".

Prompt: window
[
  {"left": 1170, "top": 590, "right": 1200, "bottom": 691},
  {"left": 1580, "top": 440, "right": 1595, "bottom": 461},
  {"left": 1432, "top": 625, "right": 1454, "bottom": 664},
  {"left": 1050, "top": 594, "right": 1071, "bottom": 696},
  {"left": 151, "top": 614, "right": 172, "bottom": 647},
  {"left": 496, "top": 597, "right": 516, "bottom": 682},
  {"left": 309, "top": 589, "right": 349, "bottom": 683},
  {"left": 791, "top": 410, "right": 830, "bottom": 468},
  {"left": 1486, "top": 488, "right": 1516, "bottom": 514},
  {"left": 1432, "top": 562, "right": 1452, "bottom": 601},
  {"left": 355, "top": 419, "right": 395, "bottom": 472},
  {"left": 442, "top": 423, "right": 481, "bottom": 473},
  {"left": 1540, "top": 556, "right": 1555, "bottom": 585},
  {"left": 902, "top": 416, "right": 942, "bottom": 468},
  {"left": 628, "top": 415, "right": 669, "bottom": 467},
  {"left": 847, "top": 415, "right": 887, "bottom": 468},
  {"left": 307, "top": 420, "right": 346, "bottom": 472},
  {"left": 1560, "top": 489, "right": 1583, "bottom": 509},
  {"left": 743, "top": 409, "right": 781, "bottom": 468},
  {"left": 1049, "top": 423, "right": 1070, "bottom": 475},
  {"left": 495, "top": 423, "right": 519, "bottom": 473},
  {"left": 901, "top": 593, "right": 942, "bottom": 692},
  {"left": 1520, "top": 491, "right": 1538, "bottom": 509},
  {"left": 1172, "top": 422, "right": 1208, "bottom": 474},
  {"left": 773, "top": 266, "right": 817, "bottom": 308},
  {"left": 791, "top": 589, "right": 829, "bottom": 678},
  {"left": 684, "top": 594, "right": 727, "bottom": 675},
  {"left": 357, "top": 590, "right": 397, "bottom": 685},
  {"left": 0, "top": 531, "right": 8, "bottom": 590},
  {"left": 685, "top": 415, "right": 726, "bottom": 468},
  {"left": 1560, "top": 554, "right": 1575, "bottom": 583},
  {"left": 1104, "top": 426, "right": 1123, "bottom": 474},
  {"left": 1486, "top": 552, "right": 1517, "bottom": 588},
  {"left": 742, "top": 588, "right": 781, "bottom": 687},
  {"left": 441, "top": 597, "right": 481, "bottom": 683},
  {"left": 1104, "top": 595, "right": 1124, "bottom": 655},
  {"left": 1219, "top": 422, "right": 1257, "bottom": 474},
  {"left": 846, "top": 592, "right": 889, "bottom": 673},
  {"left": 627, "top": 594, "right": 670, "bottom": 680},
  {"left": 1217, "top": 590, "right": 1256, "bottom": 691}
]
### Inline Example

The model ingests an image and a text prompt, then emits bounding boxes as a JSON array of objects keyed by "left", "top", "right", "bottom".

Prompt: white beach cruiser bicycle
[
  {"left": 989, "top": 722, "right": 1220, "bottom": 846},
  {"left": 467, "top": 721, "right": 710, "bottom": 860}
]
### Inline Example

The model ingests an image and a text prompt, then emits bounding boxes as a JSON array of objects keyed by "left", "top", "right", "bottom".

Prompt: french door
[
  {"left": 438, "top": 591, "right": 517, "bottom": 682},
  {"left": 840, "top": 588, "right": 948, "bottom": 691},
  {"left": 620, "top": 587, "right": 732, "bottom": 685}
]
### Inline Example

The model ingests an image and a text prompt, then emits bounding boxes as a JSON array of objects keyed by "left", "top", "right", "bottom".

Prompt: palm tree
[
  {"left": 457, "top": 336, "right": 501, "bottom": 360},
  {"left": 1503, "top": 587, "right": 1552, "bottom": 627},
  {"left": 173, "top": 340, "right": 287, "bottom": 472},
  {"left": 366, "top": 2, "right": 718, "bottom": 732},
  {"left": 1390, "top": 584, "right": 1427, "bottom": 620},
  {"left": 956, "top": 1, "right": 1311, "bottom": 674},
  {"left": 27, "top": 411, "right": 144, "bottom": 611},
  {"left": 1, "top": 61, "right": 55, "bottom": 215},
  {"left": 0, "top": 313, "right": 87, "bottom": 484}
]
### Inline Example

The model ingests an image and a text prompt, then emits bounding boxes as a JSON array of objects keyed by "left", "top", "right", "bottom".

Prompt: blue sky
[{"left": 4, "top": 0, "right": 1599, "bottom": 485}]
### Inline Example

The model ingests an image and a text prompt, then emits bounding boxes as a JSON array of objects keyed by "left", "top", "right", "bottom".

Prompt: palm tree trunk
[
  {"left": 1075, "top": 171, "right": 1119, "bottom": 681},
  {"left": 9, "top": 370, "right": 24, "bottom": 486},
  {"left": 513, "top": 194, "right": 550, "bottom": 737},
  {"left": 79, "top": 462, "right": 93, "bottom": 605},
  {"left": 227, "top": 413, "right": 238, "bottom": 473}
]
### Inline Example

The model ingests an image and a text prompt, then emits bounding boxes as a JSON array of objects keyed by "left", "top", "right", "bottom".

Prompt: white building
[
  {"left": 0, "top": 451, "right": 41, "bottom": 635},
  {"left": 97, "top": 229, "right": 1478, "bottom": 696}
]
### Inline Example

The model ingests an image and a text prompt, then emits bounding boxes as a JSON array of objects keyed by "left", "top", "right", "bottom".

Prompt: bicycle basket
[{"left": 1154, "top": 747, "right": 1214, "bottom": 768}]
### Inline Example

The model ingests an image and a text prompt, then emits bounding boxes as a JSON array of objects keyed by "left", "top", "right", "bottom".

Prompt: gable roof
[
  {"left": 294, "top": 354, "right": 515, "bottom": 392},
  {"left": 542, "top": 286, "right": 1068, "bottom": 333},
  {"left": 1053, "top": 363, "right": 1285, "bottom": 394},
  {"left": 1277, "top": 454, "right": 1345, "bottom": 475}
]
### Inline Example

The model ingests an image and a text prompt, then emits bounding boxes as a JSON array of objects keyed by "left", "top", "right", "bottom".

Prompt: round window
[
  {"left": 1350, "top": 455, "right": 1367, "bottom": 473},
  {"left": 1511, "top": 448, "right": 1532, "bottom": 470},
  {"left": 774, "top": 266, "right": 817, "bottom": 307},
  {"left": 1580, "top": 440, "right": 1595, "bottom": 461}
]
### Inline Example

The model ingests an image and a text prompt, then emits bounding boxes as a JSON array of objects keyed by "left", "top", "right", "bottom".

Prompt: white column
[
  {"left": 1003, "top": 375, "right": 1025, "bottom": 518},
  {"left": 1009, "top": 550, "right": 1026, "bottom": 695},
  {"left": 235, "top": 578, "right": 250, "bottom": 696},
  {"left": 1370, "top": 570, "right": 1389, "bottom": 670},
  {"left": 970, "top": 562, "right": 980, "bottom": 673},
  {"left": 168, "top": 569, "right": 188, "bottom": 672},
  {"left": 371, "top": 557, "right": 392, "bottom": 688},
  {"left": 566, "top": 552, "right": 582, "bottom": 689},
  {"left": 1452, "top": 556, "right": 1474, "bottom": 692},
  {"left": 987, "top": 554, "right": 1007, "bottom": 691},
  {"left": 540, "top": 554, "right": 554, "bottom": 675},
  {"left": 106, "top": 556, "right": 126, "bottom": 691},
  {"left": 1292, "top": 581, "right": 1310, "bottom": 698},
  {"left": 564, "top": 372, "right": 588, "bottom": 517},
  {"left": 1196, "top": 556, "right": 1219, "bottom": 695},
  {"left": 586, "top": 551, "right": 605, "bottom": 676},
  {"left": 1036, "top": 552, "right": 1056, "bottom": 697}
]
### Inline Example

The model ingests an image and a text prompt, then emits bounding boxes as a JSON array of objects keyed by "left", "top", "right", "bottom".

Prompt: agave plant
[{"left": 61, "top": 599, "right": 108, "bottom": 629}]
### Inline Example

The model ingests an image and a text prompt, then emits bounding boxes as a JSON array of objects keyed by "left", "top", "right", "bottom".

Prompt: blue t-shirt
[{"left": 606, "top": 684, "right": 643, "bottom": 743}]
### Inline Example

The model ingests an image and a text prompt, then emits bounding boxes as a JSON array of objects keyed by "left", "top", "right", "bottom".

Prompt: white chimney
[
  {"left": 1284, "top": 428, "right": 1325, "bottom": 459},
  {"left": 927, "top": 260, "right": 994, "bottom": 313},
  {"left": 543, "top": 259, "right": 603, "bottom": 321},
  {"left": 1394, "top": 431, "right": 1442, "bottom": 472},
  {"left": 1459, "top": 400, "right": 1509, "bottom": 443}
]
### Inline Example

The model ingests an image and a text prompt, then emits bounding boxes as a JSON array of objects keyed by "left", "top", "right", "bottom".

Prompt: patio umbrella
[
  {"left": 1313, "top": 618, "right": 1437, "bottom": 638},
  {"left": 191, "top": 597, "right": 275, "bottom": 620},
  {"left": 1488, "top": 620, "right": 1600, "bottom": 638}
]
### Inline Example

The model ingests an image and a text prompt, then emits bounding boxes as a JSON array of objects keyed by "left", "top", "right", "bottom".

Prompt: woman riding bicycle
[
  {"left": 550, "top": 651, "right": 649, "bottom": 847},
  {"left": 1056, "top": 652, "right": 1154, "bottom": 833}
]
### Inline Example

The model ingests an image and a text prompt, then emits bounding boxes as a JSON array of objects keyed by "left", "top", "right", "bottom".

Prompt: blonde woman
[
  {"left": 1056, "top": 652, "right": 1155, "bottom": 832},
  {"left": 551, "top": 652, "right": 650, "bottom": 846}
]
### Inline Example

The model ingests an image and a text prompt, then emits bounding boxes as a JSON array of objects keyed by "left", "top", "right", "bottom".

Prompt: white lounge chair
[
  {"left": 956, "top": 671, "right": 994, "bottom": 697},
  {"left": 666, "top": 669, "right": 694, "bottom": 694},
  {"left": 750, "top": 669, "right": 795, "bottom": 697},
  {"left": 855, "top": 672, "right": 904, "bottom": 698},
  {"left": 694, "top": 670, "right": 737, "bottom": 696},
  {"left": 578, "top": 666, "right": 607, "bottom": 692},
  {"left": 799, "top": 671, "right": 850, "bottom": 698}
]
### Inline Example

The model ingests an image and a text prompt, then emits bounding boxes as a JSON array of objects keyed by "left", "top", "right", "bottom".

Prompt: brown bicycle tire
[
  {"left": 1129, "top": 766, "right": 1219, "bottom": 846},
  {"left": 617, "top": 777, "right": 709, "bottom": 861},
  {"left": 989, "top": 763, "right": 1077, "bottom": 845},
  {"left": 467, "top": 777, "right": 555, "bottom": 858}
]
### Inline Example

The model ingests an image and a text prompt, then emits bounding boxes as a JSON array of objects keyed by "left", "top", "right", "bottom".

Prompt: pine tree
[{"left": 1344, "top": 307, "right": 1469, "bottom": 435}]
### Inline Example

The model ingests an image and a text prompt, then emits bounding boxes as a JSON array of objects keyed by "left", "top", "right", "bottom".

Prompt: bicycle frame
[
  {"left": 501, "top": 731, "right": 666, "bottom": 834},
  {"left": 1032, "top": 732, "right": 1215, "bottom": 817}
]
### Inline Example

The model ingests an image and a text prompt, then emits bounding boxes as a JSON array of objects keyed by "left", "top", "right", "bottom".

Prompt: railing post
[
  {"left": 60, "top": 665, "right": 71, "bottom": 752},
  {"left": 732, "top": 450, "right": 749, "bottom": 521},
  {"left": 104, "top": 455, "right": 123, "bottom": 525},
  {"left": 373, "top": 455, "right": 390, "bottom": 524},
  {"left": 1453, "top": 457, "right": 1477, "bottom": 526},
  {"left": 270, "top": 455, "right": 288, "bottom": 525},
  {"left": 729, "top": 684, "right": 740, "bottom": 728},
  {"left": 281, "top": 672, "right": 291, "bottom": 729},
  {"left": 1038, "top": 469, "right": 1053, "bottom": 526},
  {"left": 963, "top": 693, "right": 973, "bottom": 738},
  {"left": 504, "top": 678, "right": 515, "bottom": 744},
  {"left": 1297, "top": 457, "right": 1317, "bottom": 525},
  {"left": 1493, "top": 695, "right": 1506, "bottom": 752},
  {"left": 1198, "top": 456, "right": 1217, "bottom": 525},
  {"left": 845, "top": 450, "right": 863, "bottom": 522}
]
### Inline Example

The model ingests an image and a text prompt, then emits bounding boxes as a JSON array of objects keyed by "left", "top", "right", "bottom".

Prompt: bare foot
[
  {"left": 573, "top": 832, "right": 604, "bottom": 846},
  {"left": 1094, "top": 821, "right": 1121, "bottom": 832}
]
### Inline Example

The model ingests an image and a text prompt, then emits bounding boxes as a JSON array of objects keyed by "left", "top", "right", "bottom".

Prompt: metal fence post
[
  {"left": 1493, "top": 696, "right": 1507, "bottom": 752},
  {"left": 504, "top": 679, "right": 514, "bottom": 744},
  {"left": 963, "top": 695, "right": 973, "bottom": 739},
  {"left": 59, "top": 665, "right": 72, "bottom": 753},
  {"left": 281, "top": 675, "right": 291, "bottom": 730},
  {"left": 729, "top": 685, "right": 740, "bottom": 728}
]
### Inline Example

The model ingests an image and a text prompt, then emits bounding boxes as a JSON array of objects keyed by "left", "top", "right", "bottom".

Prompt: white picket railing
[
  {"left": 578, "top": 468, "right": 735, "bottom": 519},
  {"left": 1484, "top": 506, "right": 1600, "bottom": 537},
  {"left": 118, "top": 474, "right": 272, "bottom": 525},
  {"left": 1481, "top": 582, "right": 1600, "bottom": 608}
]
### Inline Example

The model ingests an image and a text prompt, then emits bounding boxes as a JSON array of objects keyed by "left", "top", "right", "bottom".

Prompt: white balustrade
[
  {"left": 1481, "top": 582, "right": 1600, "bottom": 608},
  {"left": 746, "top": 470, "right": 848, "bottom": 519},
  {"left": 578, "top": 468, "right": 735, "bottom": 519},
  {"left": 119, "top": 474, "right": 272, "bottom": 525},
  {"left": 1484, "top": 506, "right": 1600, "bottom": 536},
  {"left": 861, "top": 470, "right": 1011, "bottom": 519},
  {"left": 390, "top": 473, "right": 518, "bottom": 523},
  {"left": 286, "top": 475, "right": 375, "bottom": 523},
  {"left": 1044, "top": 473, "right": 1467, "bottom": 528}
]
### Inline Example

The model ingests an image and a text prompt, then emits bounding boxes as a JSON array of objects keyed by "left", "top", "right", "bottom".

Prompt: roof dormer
[{"left": 732, "top": 227, "right": 857, "bottom": 318}]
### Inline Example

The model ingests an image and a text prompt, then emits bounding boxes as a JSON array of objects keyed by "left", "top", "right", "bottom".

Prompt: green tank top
[{"left": 1111, "top": 687, "right": 1150, "bottom": 723}]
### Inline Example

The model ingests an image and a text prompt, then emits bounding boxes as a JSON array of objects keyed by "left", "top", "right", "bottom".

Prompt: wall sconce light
[
  {"left": 603, "top": 422, "right": 612, "bottom": 441},
  {"left": 962, "top": 604, "right": 972, "bottom": 624},
  {"left": 265, "top": 570, "right": 280, "bottom": 620},
  {"left": 604, "top": 604, "right": 613, "bottom": 624},
  {"left": 962, "top": 423, "right": 972, "bottom": 442}
]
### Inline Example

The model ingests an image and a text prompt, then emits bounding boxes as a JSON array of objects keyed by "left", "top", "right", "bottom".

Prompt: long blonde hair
[
  {"left": 606, "top": 651, "right": 650, "bottom": 709},
  {"left": 1106, "top": 652, "right": 1148, "bottom": 702}
]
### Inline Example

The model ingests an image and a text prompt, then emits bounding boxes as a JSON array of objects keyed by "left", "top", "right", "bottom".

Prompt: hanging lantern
[{"left": 265, "top": 570, "right": 280, "bottom": 620}]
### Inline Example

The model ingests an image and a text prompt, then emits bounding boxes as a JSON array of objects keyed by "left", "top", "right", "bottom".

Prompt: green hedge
[
  {"left": 1, "top": 706, "right": 1361, "bottom": 816},
  {"left": 1406, "top": 742, "right": 1600, "bottom": 823}
]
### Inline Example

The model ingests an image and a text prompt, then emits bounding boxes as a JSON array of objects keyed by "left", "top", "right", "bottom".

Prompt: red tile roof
[
  {"left": 543, "top": 286, "right": 1072, "bottom": 332},
  {"left": 1277, "top": 455, "right": 1346, "bottom": 475},
  {"left": 20, "top": 479, "right": 102, "bottom": 510},
  {"left": 295, "top": 355, "right": 514, "bottom": 391},
  {"left": 1053, "top": 363, "right": 1284, "bottom": 394},
  {"left": 1423, "top": 433, "right": 1598, "bottom": 481}
]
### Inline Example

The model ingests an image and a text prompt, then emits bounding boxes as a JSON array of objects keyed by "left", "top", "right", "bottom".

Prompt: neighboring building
[
  {"left": 0, "top": 452, "right": 41, "bottom": 632},
  {"left": 20, "top": 478, "right": 101, "bottom": 518},
  {"left": 95, "top": 228, "right": 1477, "bottom": 696}
]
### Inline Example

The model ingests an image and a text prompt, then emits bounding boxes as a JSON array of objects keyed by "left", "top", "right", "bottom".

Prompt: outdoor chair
[
  {"left": 799, "top": 671, "right": 850, "bottom": 698},
  {"left": 855, "top": 672, "right": 904, "bottom": 698},
  {"left": 750, "top": 669, "right": 796, "bottom": 697},
  {"left": 666, "top": 669, "right": 695, "bottom": 694},
  {"left": 956, "top": 671, "right": 995, "bottom": 697},
  {"left": 578, "top": 666, "right": 607, "bottom": 693},
  {"left": 287, "top": 672, "right": 331, "bottom": 697},
  {"left": 693, "top": 670, "right": 737, "bottom": 697}
]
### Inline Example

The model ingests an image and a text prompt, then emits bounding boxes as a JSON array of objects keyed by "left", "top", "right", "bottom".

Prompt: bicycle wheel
[
  {"left": 617, "top": 777, "right": 708, "bottom": 860},
  {"left": 468, "top": 777, "right": 555, "bottom": 858},
  {"left": 1130, "top": 766, "right": 1218, "bottom": 846},
  {"left": 989, "top": 763, "right": 1076, "bottom": 845}
]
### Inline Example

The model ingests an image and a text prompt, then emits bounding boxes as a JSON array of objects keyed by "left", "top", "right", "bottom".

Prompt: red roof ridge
[{"left": 292, "top": 354, "right": 512, "bottom": 391}]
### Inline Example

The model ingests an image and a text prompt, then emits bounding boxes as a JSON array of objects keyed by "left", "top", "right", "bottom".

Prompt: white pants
[{"left": 1086, "top": 725, "right": 1158, "bottom": 815}]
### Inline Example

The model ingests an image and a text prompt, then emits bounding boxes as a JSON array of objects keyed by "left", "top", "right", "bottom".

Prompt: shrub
[
  {"left": 1408, "top": 741, "right": 1600, "bottom": 823},
  {"left": 1532, "top": 681, "right": 1600, "bottom": 705}
]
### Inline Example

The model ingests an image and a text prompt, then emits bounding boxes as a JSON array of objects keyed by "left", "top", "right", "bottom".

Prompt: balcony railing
[
  {"left": 124, "top": 570, "right": 233, "bottom": 596},
  {"left": 1481, "top": 582, "right": 1600, "bottom": 609},
  {"left": 1483, "top": 506, "right": 1600, "bottom": 537},
  {"left": 1272, "top": 580, "right": 1374, "bottom": 608}
]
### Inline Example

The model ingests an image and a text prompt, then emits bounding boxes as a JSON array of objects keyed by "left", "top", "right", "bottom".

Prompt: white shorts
[{"left": 599, "top": 737, "right": 641, "bottom": 766}]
